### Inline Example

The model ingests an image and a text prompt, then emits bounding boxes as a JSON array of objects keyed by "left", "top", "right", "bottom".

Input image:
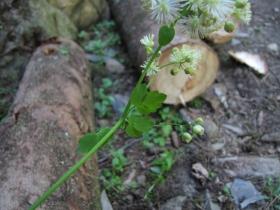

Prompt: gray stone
[
  {"left": 202, "top": 120, "right": 219, "bottom": 139},
  {"left": 227, "top": 178, "right": 264, "bottom": 209},
  {"left": 105, "top": 58, "right": 125, "bottom": 73},
  {"left": 260, "top": 132, "right": 280, "bottom": 142},
  {"left": 212, "top": 156, "right": 280, "bottom": 178},
  {"left": 179, "top": 109, "right": 193, "bottom": 123},
  {"left": 274, "top": 8, "right": 279, "bottom": 12},
  {"left": 160, "top": 196, "right": 186, "bottom": 210},
  {"left": 136, "top": 175, "right": 146, "bottom": 185},
  {"left": 222, "top": 124, "right": 244, "bottom": 135},
  {"left": 231, "top": 38, "right": 241, "bottom": 46},
  {"left": 101, "top": 190, "right": 113, "bottom": 210},
  {"left": 267, "top": 43, "right": 278, "bottom": 55}
]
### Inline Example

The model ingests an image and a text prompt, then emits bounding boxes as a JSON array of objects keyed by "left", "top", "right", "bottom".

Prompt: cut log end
[{"left": 150, "top": 41, "right": 219, "bottom": 105}]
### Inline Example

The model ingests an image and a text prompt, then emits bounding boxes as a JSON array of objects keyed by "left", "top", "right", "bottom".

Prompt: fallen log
[
  {"left": 0, "top": 38, "right": 101, "bottom": 209},
  {"left": 107, "top": 0, "right": 219, "bottom": 104}
]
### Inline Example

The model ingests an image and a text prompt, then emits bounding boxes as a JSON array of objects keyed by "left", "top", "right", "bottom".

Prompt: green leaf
[
  {"left": 158, "top": 25, "right": 175, "bottom": 46},
  {"left": 76, "top": 128, "right": 114, "bottom": 152},
  {"left": 134, "top": 117, "right": 154, "bottom": 132},
  {"left": 143, "top": 91, "right": 167, "bottom": 110},
  {"left": 75, "top": 133, "right": 99, "bottom": 153},
  {"left": 131, "top": 84, "right": 148, "bottom": 106},
  {"left": 127, "top": 115, "right": 142, "bottom": 125},
  {"left": 125, "top": 125, "right": 142, "bottom": 138},
  {"left": 59, "top": 49, "right": 69, "bottom": 55},
  {"left": 137, "top": 105, "right": 155, "bottom": 115},
  {"left": 150, "top": 166, "right": 162, "bottom": 174}
]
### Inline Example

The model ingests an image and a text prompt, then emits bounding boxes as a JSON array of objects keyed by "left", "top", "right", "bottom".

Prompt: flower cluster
[
  {"left": 142, "top": 0, "right": 252, "bottom": 38},
  {"left": 140, "top": 34, "right": 155, "bottom": 54},
  {"left": 141, "top": 58, "right": 160, "bottom": 76},
  {"left": 169, "top": 45, "right": 201, "bottom": 76}
]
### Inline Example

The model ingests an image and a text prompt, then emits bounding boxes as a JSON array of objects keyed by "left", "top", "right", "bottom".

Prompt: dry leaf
[{"left": 228, "top": 51, "right": 268, "bottom": 75}]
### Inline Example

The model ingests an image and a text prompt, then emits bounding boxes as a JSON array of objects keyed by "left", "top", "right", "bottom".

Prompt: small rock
[
  {"left": 160, "top": 196, "right": 186, "bottom": 210},
  {"left": 179, "top": 109, "right": 193, "bottom": 123},
  {"left": 211, "top": 143, "right": 225, "bottom": 151},
  {"left": 260, "top": 132, "right": 280, "bottom": 142},
  {"left": 113, "top": 94, "right": 129, "bottom": 116},
  {"left": 267, "top": 43, "right": 278, "bottom": 55},
  {"left": 231, "top": 38, "right": 241, "bottom": 46},
  {"left": 227, "top": 178, "right": 264, "bottom": 209},
  {"left": 105, "top": 58, "right": 125, "bottom": 73},
  {"left": 212, "top": 156, "right": 280, "bottom": 178},
  {"left": 101, "top": 190, "right": 113, "bottom": 210},
  {"left": 277, "top": 95, "right": 280, "bottom": 101},
  {"left": 222, "top": 124, "right": 244, "bottom": 135},
  {"left": 136, "top": 175, "right": 146, "bottom": 185},
  {"left": 202, "top": 120, "right": 219, "bottom": 139},
  {"left": 274, "top": 7, "right": 279, "bottom": 12},
  {"left": 171, "top": 131, "right": 180, "bottom": 148}
]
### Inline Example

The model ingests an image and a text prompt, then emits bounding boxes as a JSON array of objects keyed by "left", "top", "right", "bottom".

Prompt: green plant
[
  {"left": 145, "top": 149, "right": 175, "bottom": 199},
  {"left": 29, "top": 1, "right": 252, "bottom": 208},
  {"left": 100, "top": 148, "right": 127, "bottom": 192},
  {"left": 187, "top": 97, "right": 203, "bottom": 108},
  {"left": 59, "top": 49, "right": 69, "bottom": 55},
  {"left": 263, "top": 176, "right": 280, "bottom": 208},
  {"left": 94, "top": 78, "right": 115, "bottom": 118}
]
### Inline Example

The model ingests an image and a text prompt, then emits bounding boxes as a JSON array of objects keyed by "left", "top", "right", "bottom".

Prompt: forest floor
[{"left": 0, "top": 0, "right": 279, "bottom": 210}]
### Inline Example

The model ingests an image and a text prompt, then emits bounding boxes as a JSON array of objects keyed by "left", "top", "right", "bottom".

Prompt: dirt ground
[
  {"left": 0, "top": 0, "right": 279, "bottom": 209},
  {"left": 93, "top": 1, "right": 280, "bottom": 210}
]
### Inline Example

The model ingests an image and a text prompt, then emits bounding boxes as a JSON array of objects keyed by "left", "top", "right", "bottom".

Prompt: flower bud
[
  {"left": 182, "top": 132, "right": 192, "bottom": 143},
  {"left": 192, "top": 125, "right": 204, "bottom": 135},
  {"left": 235, "top": 0, "right": 247, "bottom": 9},
  {"left": 195, "top": 117, "right": 203, "bottom": 125},
  {"left": 184, "top": 66, "right": 193, "bottom": 75},
  {"left": 224, "top": 21, "right": 235, "bottom": 33},
  {"left": 145, "top": 47, "right": 154, "bottom": 54},
  {"left": 157, "top": 51, "right": 162, "bottom": 57},
  {"left": 170, "top": 67, "right": 180, "bottom": 76}
]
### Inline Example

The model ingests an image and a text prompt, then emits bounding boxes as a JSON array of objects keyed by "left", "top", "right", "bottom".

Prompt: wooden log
[
  {"left": 107, "top": 0, "right": 219, "bottom": 104},
  {"left": 0, "top": 38, "right": 101, "bottom": 209}
]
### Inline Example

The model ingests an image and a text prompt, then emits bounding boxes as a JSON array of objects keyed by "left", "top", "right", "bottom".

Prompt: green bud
[
  {"left": 145, "top": 47, "right": 154, "bottom": 54},
  {"left": 157, "top": 51, "right": 162, "bottom": 57},
  {"left": 192, "top": 125, "right": 204, "bottom": 135},
  {"left": 185, "top": 55, "right": 193, "bottom": 63},
  {"left": 184, "top": 66, "right": 193, "bottom": 75},
  {"left": 170, "top": 67, "right": 180, "bottom": 76},
  {"left": 224, "top": 21, "right": 235, "bottom": 33},
  {"left": 182, "top": 132, "right": 192, "bottom": 143},
  {"left": 172, "top": 47, "right": 179, "bottom": 54},
  {"left": 195, "top": 117, "right": 203, "bottom": 125},
  {"left": 235, "top": 0, "right": 247, "bottom": 9}
]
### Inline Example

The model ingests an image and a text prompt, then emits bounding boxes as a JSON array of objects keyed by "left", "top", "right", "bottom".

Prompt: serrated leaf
[
  {"left": 131, "top": 84, "right": 148, "bottom": 106},
  {"left": 75, "top": 133, "right": 99, "bottom": 153},
  {"left": 158, "top": 25, "right": 175, "bottom": 46},
  {"left": 134, "top": 117, "right": 154, "bottom": 132},
  {"left": 125, "top": 124, "right": 142, "bottom": 137},
  {"left": 150, "top": 166, "right": 162, "bottom": 174},
  {"left": 143, "top": 91, "right": 167, "bottom": 110},
  {"left": 137, "top": 105, "right": 156, "bottom": 115},
  {"left": 127, "top": 115, "right": 142, "bottom": 125}
]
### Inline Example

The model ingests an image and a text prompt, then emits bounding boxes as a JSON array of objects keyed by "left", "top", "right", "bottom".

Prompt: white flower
[
  {"left": 185, "top": 0, "right": 204, "bottom": 12},
  {"left": 180, "top": 16, "right": 204, "bottom": 38},
  {"left": 201, "top": 0, "right": 235, "bottom": 18},
  {"left": 140, "top": 34, "right": 155, "bottom": 47},
  {"left": 233, "top": 2, "right": 251, "bottom": 24},
  {"left": 141, "top": 58, "right": 160, "bottom": 76},
  {"left": 150, "top": 0, "right": 184, "bottom": 24}
]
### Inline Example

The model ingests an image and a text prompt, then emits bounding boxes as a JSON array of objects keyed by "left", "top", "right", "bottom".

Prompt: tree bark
[
  {"left": 0, "top": 38, "right": 101, "bottom": 210},
  {"left": 107, "top": 0, "right": 219, "bottom": 104}
]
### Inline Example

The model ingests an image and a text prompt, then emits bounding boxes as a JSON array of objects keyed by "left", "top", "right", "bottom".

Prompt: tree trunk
[
  {"left": 0, "top": 38, "right": 101, "bottom": 210},
  {"left": 107, "top": 0, "right": 219, "bottom": 104}
]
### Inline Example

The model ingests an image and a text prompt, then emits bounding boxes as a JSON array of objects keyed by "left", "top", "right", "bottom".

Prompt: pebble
[
  {"left": 231, "top": 38, "right": 241, "bottom": 46},
  {"left": 202, "top": 119, "right": 219, "bottom": 139},
  {"left": 136, "top": 175, "right": 146, "bottom": 185},
  {"left": 274, "top": 8, "right": 279, "bottom": 12},
  {"left": 267, "top": 43, "right": 278, "bottom": 55},
  {"left": 101, "top": 190, "right": 113, "bottom": 210},
  {"left": 105, "top": 58, "right": 125, "bottom": 73},
  {"left": 260, "top": 132, "right": 280, "bottom": 142}
]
